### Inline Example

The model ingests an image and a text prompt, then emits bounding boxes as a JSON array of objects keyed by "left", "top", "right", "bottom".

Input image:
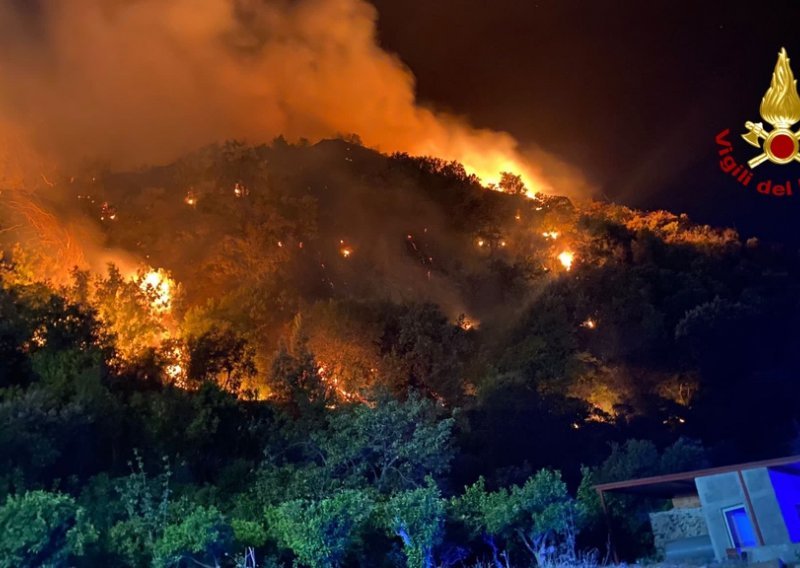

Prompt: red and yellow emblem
[{"left": 742, "top": 48, "right": 800, "bottom": 168}]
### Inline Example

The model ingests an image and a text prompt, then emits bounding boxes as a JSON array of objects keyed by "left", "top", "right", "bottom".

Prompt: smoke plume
[{"left": 0, "top": 0, "right": 566, "bottom": 192}]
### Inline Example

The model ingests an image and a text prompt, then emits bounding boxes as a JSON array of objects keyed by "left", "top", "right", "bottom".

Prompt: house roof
[{"left": 594, "top": 454, "right": 800, "bottom": 498}]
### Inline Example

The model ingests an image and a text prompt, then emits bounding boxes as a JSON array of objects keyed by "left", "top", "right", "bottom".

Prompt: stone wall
[
  {"left": 672, "top": 494, "right": 701, "bottom": 509},
  {"left": 650, "top": 506, "right": 709, "bottom": 555}
]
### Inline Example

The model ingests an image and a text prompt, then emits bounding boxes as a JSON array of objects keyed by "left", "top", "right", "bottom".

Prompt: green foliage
[
  {"left": 231, "top": 518, "right": 269, "bottom": 548},
  {"left": 267, "top": 489, "right": 374, "bottom": 567},
  {"left": 593, "top": 438, "right": 708, "bottom": 486},
  {"left": 594, "top": 439, "right": 660, "bottom": 483},
  {"left": 454, "top": 470, "right": 581, "bottom": 565},
  {"left": 383, "top": 479, "right": 445, "bottom": 568},
  {"left": 0, "top": 389, "right": 91, "bottom": 493},
  {"left": 453, "top": 477, "right": 517, "bottom": 541},
  {"left": 513, "top": 469, "right": 580, "bottom": 542},
  {"left": 153, "top": 505, "right": 232, "bottom": 568},
  {"left": 109, "top": 453, "right": 172, "bottom": 566},
  {"left": 0, "top": 490, "right": 97, "bottom": 568},
  {"left": 315, "top": 392, "right": 455, "bottom": 492}
]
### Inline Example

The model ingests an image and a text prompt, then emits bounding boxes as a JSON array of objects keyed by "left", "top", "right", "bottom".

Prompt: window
[{"left": 723, "top": 506, "right": 757, "bottom": 549}]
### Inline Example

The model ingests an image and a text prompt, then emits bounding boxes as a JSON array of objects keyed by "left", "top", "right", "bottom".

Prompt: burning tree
[
  {"left": 498, "top": 171, "right": 528, "bottom": 196},
  {"left": 88, "top": 266, "right": 178, "bottom": 364}
]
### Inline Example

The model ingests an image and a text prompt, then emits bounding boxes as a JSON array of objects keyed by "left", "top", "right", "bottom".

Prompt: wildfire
[
  {"left": 542, "top": 231, "right": 560, "bottom": 240},
  {"left": 558, "top": 251, "right": 574, "bottom": 271},
  {"left": 233, "top": 182, "right": 249, "bottom": 198},
  {"left": 164, "top": 344, "right": 188, "bottom": 387},
  {"left": 457, "top": 314, "right": 479, "bottom": 331},
  {"left": 339, "top": 239, "right": 353, "bottom": 258},
  {"left": 468, "top": 159, "right": 542, "bottom": 198},
  {"left": 4, "top": 194, "right": 88, "bottom": 281},
  {"left": 138, "top": 269, "right": 174, "bottom": 313},
  {"left": 30, "top": 325, "right": 47, "bottom": 348},
  {"left": 317, "top": 363, "right": 363, "bottom": 403},
  {"left": 100, "top": 202, "right": 117, "bottom": 221}
]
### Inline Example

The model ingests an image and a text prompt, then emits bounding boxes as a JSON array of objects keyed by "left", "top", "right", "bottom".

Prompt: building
[{"left": 595, "top": 455, "right": 800, "bottom": 564}]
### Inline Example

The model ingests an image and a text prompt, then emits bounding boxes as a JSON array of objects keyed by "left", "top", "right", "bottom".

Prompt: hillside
[{"left": 1, "top": 137, "right": 798, "bottom": 566}]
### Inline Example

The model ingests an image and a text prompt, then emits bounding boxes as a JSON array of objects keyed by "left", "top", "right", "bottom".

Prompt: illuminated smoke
[{"left": 0, "top": 0, "right": 556, "bottom": 191}]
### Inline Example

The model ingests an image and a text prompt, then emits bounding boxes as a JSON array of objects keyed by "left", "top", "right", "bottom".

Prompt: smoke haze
[{"left": 0, "top": 0, "right": 586, "bottom": 192}]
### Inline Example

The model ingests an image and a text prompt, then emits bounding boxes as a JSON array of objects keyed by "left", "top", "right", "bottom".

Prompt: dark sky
[{"left": 371, "top": 0, "right": 800, "bottom": 244}]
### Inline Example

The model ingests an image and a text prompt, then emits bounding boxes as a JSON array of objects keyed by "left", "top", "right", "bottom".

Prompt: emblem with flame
[{"left": 742, "top": 48, "right": 800, "bottom": 168}]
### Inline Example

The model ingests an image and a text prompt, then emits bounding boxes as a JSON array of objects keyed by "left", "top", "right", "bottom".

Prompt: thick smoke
[{"left": 0, "top": 0, "right": 566, "bottom": 192}]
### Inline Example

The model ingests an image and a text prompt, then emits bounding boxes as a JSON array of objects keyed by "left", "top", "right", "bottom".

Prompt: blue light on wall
[{"left": 768, "top": 468, "right": 800, "bottom": 543}]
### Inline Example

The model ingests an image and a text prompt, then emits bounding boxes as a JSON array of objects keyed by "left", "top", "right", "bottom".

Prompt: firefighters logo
[{"left": 742, "top": 48, "right": 800, "bottom": 168}]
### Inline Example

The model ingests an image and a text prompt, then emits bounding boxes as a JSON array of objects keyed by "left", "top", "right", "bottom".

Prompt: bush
[
  {"left": 0, "top": 490, "right": 97, "bottom": 568},
  {"left": 267, "top": 489, "right": 374, "bottom": 567}
]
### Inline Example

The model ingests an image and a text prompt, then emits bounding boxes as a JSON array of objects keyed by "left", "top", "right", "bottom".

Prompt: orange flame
[{"left": 558, "top": 251, "right": 574, "bottom": 271}]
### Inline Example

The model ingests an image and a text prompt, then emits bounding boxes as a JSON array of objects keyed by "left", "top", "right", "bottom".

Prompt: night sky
[{"left": 372, "top": 0, "right": 800, "bottom": 244}]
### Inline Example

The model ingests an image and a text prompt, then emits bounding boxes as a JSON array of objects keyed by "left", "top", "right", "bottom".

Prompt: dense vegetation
[{"left": 1, "top": 138, "right": 799, "bottom": 566}]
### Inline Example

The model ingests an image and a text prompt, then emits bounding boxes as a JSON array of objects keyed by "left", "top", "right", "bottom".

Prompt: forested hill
[{"left": 1, "top": 137, "right": 799, "bottom": 566}]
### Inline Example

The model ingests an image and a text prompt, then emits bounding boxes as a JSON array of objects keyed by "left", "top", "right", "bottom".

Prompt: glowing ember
[
  {"left": 184, "top": 191, "right": 197, "bottom": 206},
  {"left": 457, "top": 314, "right": 479, "bottom": 331},
  {"left": 233, "top": 182, "right": 249, "bottom": 198},
  {"left": 558, "top": 251, "right": 574, "bottom": 271},
  {"left": 581, "top": 318, "right": 596, "bottom": 329},
  {"left": 340, "top": 246, "right": 353, "bottom": 258},
  {"left": 317, "top": 362, "right": 361, "bottom": 402},
  {"left": 542, "top": 231, "right": 560, "bottom": 240},
  {"left": 30, "top": 326, "right": 47, "bottom": 348},
  {"left": 100, "top": 201, "right": 117, "bottom": 221},
  {"left": 476, "top": 239, "right": 485, "bottom": 247}
]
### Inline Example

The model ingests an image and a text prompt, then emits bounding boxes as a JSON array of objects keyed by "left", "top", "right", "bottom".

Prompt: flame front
[
  {"left": 760, "top": 48, "right": 800, "bottom": 128},
  {"left": 139, "top": 269, "right": 174, "bottom": 313},
  {"left": 558, "top": 251, "right": 574, "bottom": 271}
]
